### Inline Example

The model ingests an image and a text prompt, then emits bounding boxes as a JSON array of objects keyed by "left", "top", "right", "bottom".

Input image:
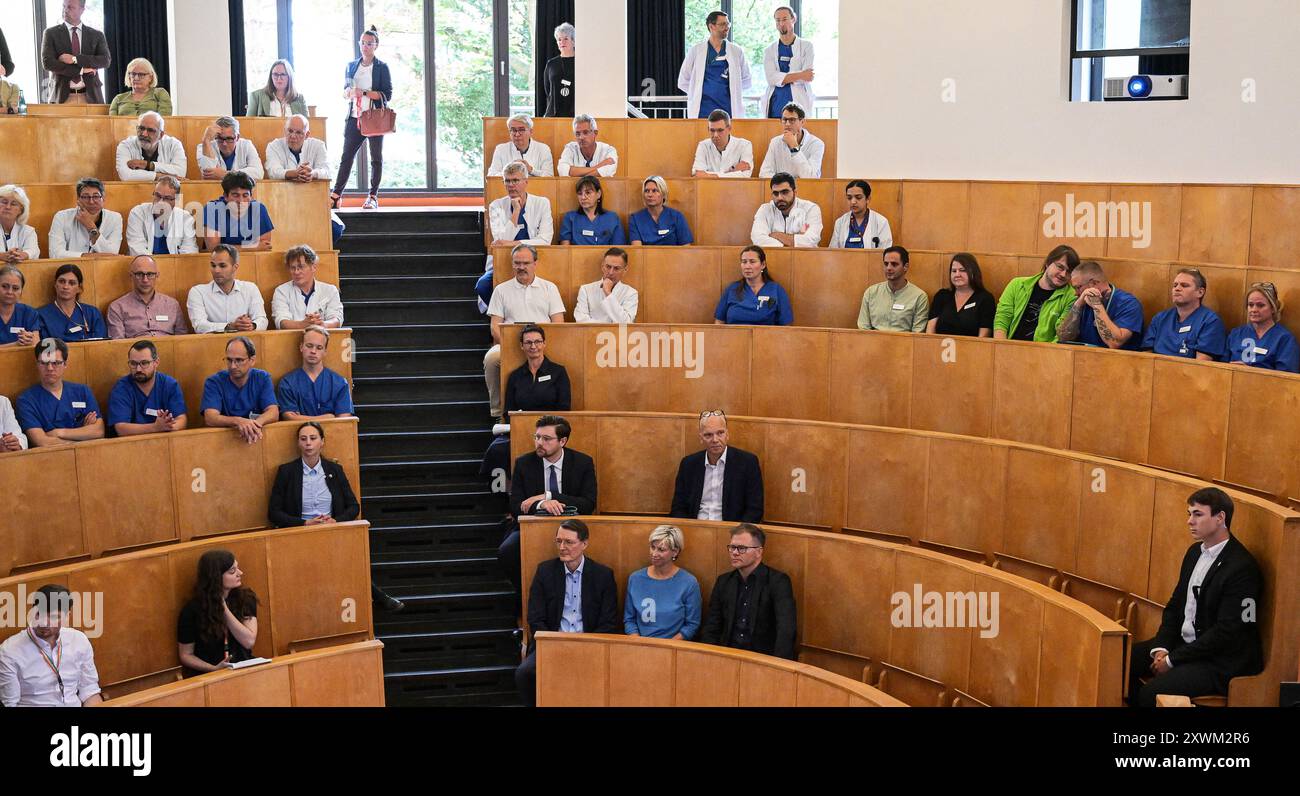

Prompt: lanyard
[
  {"left": 849, "top": 212, "right": 870, "bottom": 239},
  {"left": 27, "top": 629, "right": 65, "bottom": 697},
  {"left": 1, "top": 227, "right": 14, "bottom": 251}
]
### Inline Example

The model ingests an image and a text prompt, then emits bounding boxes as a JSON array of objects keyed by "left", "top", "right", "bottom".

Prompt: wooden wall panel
[
  {"left": 1248, "top": 186, "right": 1300, "bottom": 270},
  {"left": 265, "top": 526, "right": 372, "bottom": 655},
  {"left": 207, "top": 665, "right": 292, "bottom": 707},
  {"left": 802, "top": 536, "right": 894, "bottom": 659},
  {"left": 1108, "top": 184, "right": 1182, "bottom": 261},
  {"left": 1069, "top": 348, "right": 1153, "bottom": 464},
  {"left": 624, "top": 121, "right": 707, "bottom": 179},
  {"left": 640, "top": 247, "right": 721, "bottom": 324},
  {"left": 843, "top": 429, "right": 928, "bottom": 539},
  {"left": 674, "top": 648, "right": 739, "bottom": 706},
  {"left": 664, "top": 325, "right": 751, "bottom": 416},
  {"left": 0, "top": 448, "right": 86, "bottom": 570},
  {"left": 70, "top": 554, "right": 178, "bottom": 687},
  {"left": 991, "top": 343, "right": 1073, "bottom": 450},
  {"left": 1178, "top": 186, "right": 1253, "bottom": 265},
  {"left": 290, "top": 644, "right": 386, "bottom": 706},
  {"left": 909, "top": 336, "right": 994, "bottom": 438},
  {"left": 923, "top": 437, "right": 1006, "bottom": 555},
  {"left": 967, "top": 182, "right": 1039, "bottom": 254},
  {"left": 1035, "top": 183, "right": 1111, "bottom": 259},
  {"left": 1224, "top": 370, "right": 1300, "bottom": 500},
  {"left": 696, "top": 180, "right": 766, "bottom": 246},
  {"left": 170, "top": 431, "right": 270, "bottom": 537},
  {"left": 760, "top": 424, "right": 846, "bottom": 530},
  {"left": 899, "top": 181, "right": 970, "bottom": 251},
  {"left": 827, "top": 331, "right": 912, "bottom": 428},
  {"left": 76, "top": 436, "right": 178, "bottom": 555},
  {"left": 1146, "top": 359, "right": 1230, "bottom": 481},
  {"left": 966, "top": 576, "right": 1041, "bottom": 707},
  {"left": 999, "top": 450, "right": 1082, "bottom": 572},
  {"left": 790, "top": 250, "right": 869, "bottom": 329},
  {"left": 1074, "top": 464, "right": 1156, "bottom": 596},
  {"left": 607, "top": 641, "right": 673, "bottom": 707},
  {"left": 888, "top": 550, "right": 975, "bottom": 690},
  {"left": 749, "top": 327, "right": 829, "bottom": 420},
  {"left": 595, "top": 415, "right": 683, "bottom": 514}
]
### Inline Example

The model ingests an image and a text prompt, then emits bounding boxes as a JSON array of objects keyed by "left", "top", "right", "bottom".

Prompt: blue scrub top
[
  {"left": 277, "top": 367, "right": 353, "bottom": 416},
  {"left": 628, "top": 207, "right": 694, "bottom": 246},
  {"left": 1079, "top": 286, "right": 1144, "bottom": 350},
  {"left": 200, "top": 368, "right": 277, "bottom": 419},
  {"left": 700, "top": 42, "right": 731, "bottom": 118},
  {"left": 1227, "top": 323, "right": 1300, "bottom": 373},
  {"left": 560, "top": 210, "right": 627, "bottom": 246},
  {"left": 202, "top": 198, "right": 275, "bottom": 247},
  {"left": 0, "top": 303, "right": 44, "bottom": 344},
  {"left": 108, "top": 373, "right": 187, "bottom": 427},
  {"left": 1141, "top": 305, "right": 1227, "bottom": 360},
  {"left": 767, "top": 40, "right": 795, "bottom": 118},
  {"left": 843, "top": 214, "right": 872, "bottom": 249},
  {"left": 36, "top": 303, "right": 107, "bottom": 342},
  {"left": 16, "top": 381, "right": 99, "bottom": 433},
  {"left": 715, "top": 280, "right": 794, "bottom": 326}
]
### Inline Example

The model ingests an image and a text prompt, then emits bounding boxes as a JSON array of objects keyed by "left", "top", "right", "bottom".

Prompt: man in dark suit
[
  {"left": 41, "top": 0, "right": 111, "bottom": 104},
  {"left": 670, "top": 409, "right": 764, "bottom": 522},
  {"left": 498, "top": 414, "right": 597, "bottom": 595},
  {"left": 699, "top": 523, "right": 797, "bottom": 659},
  {"left": 515, "top": 518, "right": 619, "bottom": 706},
  {"left": 1128, "top": 487, "right": 1263, "bottom": 707}
]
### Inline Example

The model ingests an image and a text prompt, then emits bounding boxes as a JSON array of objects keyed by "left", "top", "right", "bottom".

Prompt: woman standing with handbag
[{"left": 331, "top": 26, "right": 393, "bottom": 210}]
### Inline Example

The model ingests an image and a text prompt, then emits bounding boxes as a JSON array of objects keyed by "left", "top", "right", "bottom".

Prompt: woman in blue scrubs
[
  {"left": 1227, "top": 282, "right": 1299, "bottom": 372},
  {"left": 37, "top": 263, "right": 107, "bottom": 342},
  {"left": 559, "top": 176, "right": 626, "bottom": 246},
  {"left": 0, "top": 265, "right": 42, "bottom": 348},
  {"left": 714, "top": 245, "right": 793, "bottom": 326},
  {"left": 628, "top": 175, "right": 693, "bottom": 246}
]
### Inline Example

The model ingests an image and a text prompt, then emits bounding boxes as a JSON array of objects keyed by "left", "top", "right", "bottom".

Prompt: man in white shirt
[
  {"left": 265, "top": 114, "right": 330, "bottom": 182},
  {"left": 0, "top": 394, "right": 28, "bottom": 452},
  {"left": 488, "top": 163, "right": 555, "bottom": 246},
  {"left": 0, "top": 585, "right": 102, "bottom": 707},
  {"left": 678, "top": 10, "right": 752, "bottom": 119},
  {"left": 48, "top": 177, "right": 122, "bottom": 258},
  {"left": 197, "top": 116, "right": 265, "bottom": 181},
  {"left": 484, "top": 243, "right": 566, "bottom": 421},
  {"left": 692, "top": 109, "right": 754, "bottom": 178},
  {"left": 574, "top": 247, "right": 638, "bottom": 323},
  {"left": 557, "top": 114, "right": 618, "bottom": 177},
  {"left": 126, "top": 174, "right": 199, "bottom": 256},
  {"left": 272, "top": 244, "right": 344, "bottom": 330},
  {"left": 759, "top": 102, "right": 824, "bottom": 178},
  {"left": 487, "top": 113, "right": 555, "bottom": 177},
  {"left": 762, "top": 6, "right": 815, "bottom": 119},
  {"left": 116, "top": 111, "right": 187, "bottom": 182},
  {"left": 751, "top": 172, "right": 823, "bottom": 248},
  {"left": 186, "top": 244, "right": 269, "bottom": 334}
]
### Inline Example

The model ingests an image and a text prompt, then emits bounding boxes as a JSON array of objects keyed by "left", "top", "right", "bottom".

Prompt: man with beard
[
  {"left": 107, "top": 339, "right": 188, "bottom": 437},
  {"left": 116, "top": 111, "right": 188, "bottom": 181},
  {"left": 750, "top": 171, "right": 823, "bottom": 248}
]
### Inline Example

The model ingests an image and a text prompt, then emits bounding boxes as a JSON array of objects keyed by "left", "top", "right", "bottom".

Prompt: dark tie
[
  {"left": 71, "top": 27, "right": 81, "bottom": 56},
  {"left": 548, "top": 464, "right": 559, "bottom": 496}
]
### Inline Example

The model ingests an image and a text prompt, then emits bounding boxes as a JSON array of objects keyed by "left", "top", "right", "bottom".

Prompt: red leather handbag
[{"left": 359, "top": 97, "right": 396, "bottom": 137}]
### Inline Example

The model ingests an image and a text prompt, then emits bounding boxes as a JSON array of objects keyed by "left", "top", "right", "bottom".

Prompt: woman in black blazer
[
  {"left": 331, "top": 25, "right": 394, "bottom": 210},
  {"left": 268, "top": 421, "right": 360, "bottom": 528}
]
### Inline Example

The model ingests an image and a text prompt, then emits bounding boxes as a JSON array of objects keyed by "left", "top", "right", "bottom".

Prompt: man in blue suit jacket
[{"left": 670, "top": 410, "right": 764, "bottom": 522}]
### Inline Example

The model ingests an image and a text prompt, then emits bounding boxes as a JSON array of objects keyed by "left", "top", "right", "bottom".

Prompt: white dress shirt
[
  {"left": 48, "top": 207, "right": 123, "bottom": 258},
  {"left": 116, "top": 135, "right": 188, "bottom": 181},
  {"left": 759, "top": 128, "right": 826, "bottom": 178},
  {"left": 301, "top": 459, "right": 333, "bottom": 519},
  {"left": 487, "top": 276, "right": 566, "bottom": 323},
  {"left": 829, "top": 210, "right": 894, "bottom": 250},
  {"left": 272, "top": 279, "right": 344, "bottom": 328},
  {"left": 126, "top": 203, "right": 199, "bottom": 256},
  {"left": 0, "top": 395, "right": 28, "bottom": 450},
  {"left": 574, "top": 280, "right": 638, "bottom": 323},
  {"left": 197, "top": 138, "right": 266, "bottom": 180},
  {"left": 0, "top": 224, "right": 41, "bottom": 259},
  {"left": 557, "top": 141, "right": 618, "bottom": 177},
  {"left": 751, "top": 198, "right": 824, "bottom": 248},
  {"left": 265, "top": 137, "right": 331, "bottom": 180},
  {"left": 488, "top": 141, "right": 556, "bottom": 177},
  {"left": 0, "top": 628, "right": 101, "bottom": 707},
  {"left": 488, "top": 193, "right": 554, "bottom": 245},
  {"left": 186, "top": 280, "right": 270, "bottom": 334},
  {"left": 1181, "top": 537, "right": 1230, "bottom": 644},
  {"left": 698, "top": 448, "right": 727, "bottom": 521},
  {"left": 692, "top": 135, "right": 755, "bottom": 177}
]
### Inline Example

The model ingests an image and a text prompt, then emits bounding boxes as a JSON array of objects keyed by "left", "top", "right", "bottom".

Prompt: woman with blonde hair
[
  {"left": 1227, "top": 281, "right": 1299, "bottom": 372},
  {"left": 109, "top": 58, "right": 172, "bottom": 115},
  {"left": 0, "top": 185, "right": 39, "bottom": 262},
  {"left": 248, "top": 59, "right": 307, "bottom": 117},
  {"left": 624, "top": 525, "right": 702, "bottom": 639}
]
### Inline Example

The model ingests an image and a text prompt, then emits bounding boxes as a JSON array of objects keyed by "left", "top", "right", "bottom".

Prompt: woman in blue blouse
[
  {"left": 628, "top": 175, "right": 693, "bottom": 246},
  {"left": 559, "top": 175, "right": 626, "bottom": 246},
  {"left": 714, "top": 245, "right": 794, "bottom": 326},
  {"left": 1227, "top": 282, "right": 1299, "bottom": 373},
  {"left": 624, "top": 525, "right": 702, "bottom": 640},
  {"left": 37, "top": 264, "right": 107, "bottom": 342},
  {"left": 0, "top": 265, "right": 43, "bottom": 348}
]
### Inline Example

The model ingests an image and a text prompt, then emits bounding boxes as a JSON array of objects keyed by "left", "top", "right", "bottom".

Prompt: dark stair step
[
  {"left": 361, "top": 455, "right": 488, "bottom": 491},
  {"left": 350, "top": 322, "right": 488, "bottom": 349},
  {"left": 352, "top": 373, "right": 485, "bottom": 403},
  {"left": 347, "top": 298, "right": 484, "bottom": 325},
  {"left": 336, "top": 209, "right": 482, "bottom": 235},
  {"left": 338, "top": 231, "right": 484, "bottom": 255},
  {"left": 373, "top": 590, "right": 518, "bottom": 634},
  {"left": 359, "top": 427, "right": 494, "bottom": 459},
  {"left": 370, "top": 520, "right": 507, "bottom": 560},
  {"left": 340, "top": 252, "right": 487, "bottom": 277},
  {"left": 340, "top": 275, "right": 481, "bottom": 301},
  {"left": 378, "top": 629, "right": 519, "bottom": 672},
  {"left": 357, "top": 399, "right": 488, "bottom": 431},
  {"left": 383, "top": 665, "right": 521, "bottom": 707},
  {"left": 371, "top": 555, "right": 509, "bottom": 595},
  {"left": 351, "top": 347, "right": 488, "bottom": 377},
  {"left": 361, "top": 487, "right": 506, "bottom": 526}
]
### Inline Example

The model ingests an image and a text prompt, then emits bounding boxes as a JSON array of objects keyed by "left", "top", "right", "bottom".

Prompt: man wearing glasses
[
  {"left": 200, "top": 336, "right": 279, "bottom": 445},
  {"left": 197, "top": 116, "right": 265, "bottom": 181},
  {"left": 486, "top": 113, "right": 554, "bottom": 178},
  {"left": 106, "top": 255, "right": 189, "bottom": 338},
  {"left": 126, "top": 175, "right": 198, "bottom": 256},
  {"left": 515, "top": 518, "right": 619, "bottom": 707},
  {"left": 107, "top": 340, "right": 188, "bottom": 437},
  {"left": 573, "top": 247, "right": 638, "bottom": 323},
  {"left": 16, "top": 338, "right": 104, "bottom": 448},
  {"left": 670, "top": 409, "right": 765, "bottom": 523},
  {"left": 116, "top": 111, "right": 187, "bottom": 182},
  {"left": 0, "top": 585, "right": 102, "bottom": 707},
  {"left": 48, "top": 178, "right": 122, "bottom": 258},
  {"left": 265, "top": 114, "right": 331, "bottom": 182},
  {"left": 699, "top": 523, "right": 797, "bottom": 660}
]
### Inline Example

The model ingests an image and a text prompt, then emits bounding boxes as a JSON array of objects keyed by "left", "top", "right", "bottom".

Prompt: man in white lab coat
[
  {"left": 762, "top": 6, "right": 815, "bottom": 119},
  {"left": 678, "top": 10, "right": 752, "bottom": 120},
  {"left": 751, "top": 172, "right": 823, "bottom": 248},
  {"left": 196, "top": 116, "right": 265, "bottom": 181},
  {"left": 692, "top": 109, "right": 754, "bottom": 178},
  {"left": 759, "top": 101, "right": 824, "bottom": 178},
  {"left": 48, "top": 178, "right": 122, "bottom": 258},
  {"left": 556, "top": 114, "right": 618, "bottom": 177},
  {"left": 487, "top": 113, "right": 555, "bottom": 177}
]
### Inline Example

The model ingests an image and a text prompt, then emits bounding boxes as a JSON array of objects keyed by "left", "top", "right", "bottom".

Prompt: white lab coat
[
  {"left": 488, "top": 193, "right": 554, "bottom": 245},
  {"left": 692, "top": 135, "right": 754, "bottom": 177},
  {"left": 487, "top": 141, "right": 555, "bottom": 177},
  {"left": 0, "top": 395, "right": 27, "bottom": 450},
  {"left": 751, "top": 198, "right": 823, "bottom": 248},
  {"left": 265, "top": 137, "right": 330, "bottom": 180},
  {"left": 0, "top": 224, "right": 40, "bottom": 259},
  {"left": 574, "top": 280, "right": 639, "bottom": 323},
  {"left": 678, "top": 39, "right": 752, "bottom": 120},
  {"left": 557, "top": 141, "right": 618, "bottom": 177},
  {"left": 126, "top": 202, "right": 199, "bottom": 256},
  {"left": 48, "top": 208, "right": 123, "bottom": 258},
  {"left": 116, "top": 135, "right": 188, "bottom": 181},
  {"left": 762, "top": 36, "right": 815, "bottom": 117},
  {"left": 759, "top": 128, "right": 825, "bottom": 178},
  {"left": 829, "top": 211, "right": 893, "bottom": 250},
  {"left": 196, "top": 138, "right": 265, "bottom": 180}
]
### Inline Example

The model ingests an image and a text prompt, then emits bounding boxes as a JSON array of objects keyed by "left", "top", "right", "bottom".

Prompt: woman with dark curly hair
[{"left": 176, "top": 549, "right": 259, "bottom": 676}]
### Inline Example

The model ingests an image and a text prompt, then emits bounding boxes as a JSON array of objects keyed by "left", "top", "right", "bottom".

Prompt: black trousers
[
  {"left": 333, "top": 115, "right": 384, "bottom": 196},
  {"left": 1127, "top": 637, "right": 1225, "bottom": 707},
  {"left": 497, "top": 527, "right": 523, "bottom": 616},
  {"left": 515, "top": 651, "right": 537, "bottom": 707}
]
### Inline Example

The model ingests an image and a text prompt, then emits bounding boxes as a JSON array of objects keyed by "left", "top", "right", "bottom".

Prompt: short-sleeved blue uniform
[
  {"left": 16, "top": 381, "right": 99, "bottom": 432},
  {"left": 202, "top": 198, "right": 275, "bottom": 247},
  {"left": 200, "top": 368, "right": 277, "bottom": 419},
  {"left": 37, "top": 303, "right": 107, "bottom": 342},
  {"left": 1226, "top": 323, "right": 1300, "bottom": 372},
  {"left": 1141, "top": 305, "right": 1227, "bottom": 360},
  {"left": 0, "top": 303, "right": 44, "bottom": 344},
  {"left": 108, "top": 373, "right": 188, "bottom": 427},
  {"left": 560, "top": 210, "right": 626, "bottom": 246},
  {"left": 276, "top": 367, "right": 353, "bottom": 416},
  {"left": 628, "top": 207, "right": 693, "bottom": 246},
  {"left": 714, "top": 280, "right": 794, "bottom": 326},
  {"left": 1079, "top": 286, "right": 1144, "bottom": 350}
]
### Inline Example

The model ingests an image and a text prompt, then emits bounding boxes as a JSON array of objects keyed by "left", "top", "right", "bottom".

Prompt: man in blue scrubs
[
  {"left": 108, "top": 340, "right": 188, "bottom": 436},
  {"left": 1141, "top": 268, "right": 1227, "bottom": 361},
  {"left": 766, "top": 7, "right": 802, "bottom": 118},
  {"left": 201, "top": 172, "right": 274, "bottom": 251},
  {"left": 277, "top": 326, "right": 354, "bottom": 421},
  {"left": 700, "top": 12, "right": 735, "bottom": 118},
  {"left": 200, "top": 335, "right": 279, "bottom": 444},
  {"left": 1056, "top": 261, "right": 1144, "bottom": 350},
  {"left": 16, "top": 338, "right": 105, "bottom": 448}
]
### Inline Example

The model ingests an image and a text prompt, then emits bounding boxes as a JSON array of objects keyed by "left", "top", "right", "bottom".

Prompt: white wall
[
  {"left": 838, "top": 0, "right": 1300, "bottom": 184},
  {"left": 574, "top": 0, "right": 628, "bottom": 118},
  {"left": 168, "top": 0, "right": 232, "bottom": 116}
]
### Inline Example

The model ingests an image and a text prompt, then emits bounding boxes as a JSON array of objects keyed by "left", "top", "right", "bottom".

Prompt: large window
[
  {"left": 1071, "top": 0, "right": 1190, "bottom": 102},
  {"left": 365, "top": 0, "right": 430, "bottom": 189},
  {"left": 291, "top": 0, "right": 354, "bottom": 187},
  {"left": 433, "top": 0, "right": 493, "bottom": 189},
  {"left": 507, "top": 0, "right": 535, "bottom": 118},
  {"left": 242, "top": 1, "right": 281, "bottom": 106},
  {"left": 6, "top": 3, "right": 39, "bottom": 105}
]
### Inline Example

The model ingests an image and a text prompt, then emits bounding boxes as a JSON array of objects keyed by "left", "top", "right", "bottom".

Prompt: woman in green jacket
[
  {"left": 109, "top": 58, "right": 172, "bottom": 116},
  {"left": 247, "top": 59, "right": 308, "bottom": 117},
  {"left": 993, "top": 244, "right": 1080, "bottom": 343}
]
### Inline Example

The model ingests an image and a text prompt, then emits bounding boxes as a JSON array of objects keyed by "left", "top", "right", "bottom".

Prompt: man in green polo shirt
[{"left": 856, "top": 245, "right": 929, "bottom": 333}]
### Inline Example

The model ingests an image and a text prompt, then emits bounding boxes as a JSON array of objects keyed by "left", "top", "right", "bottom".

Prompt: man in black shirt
[{"left": 699, "top": 523, "right": 797, "bottom": 659}]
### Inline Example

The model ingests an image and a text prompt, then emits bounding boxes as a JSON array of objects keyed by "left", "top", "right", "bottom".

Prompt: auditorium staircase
[{"left": 339, "top": 208, "right": 522, "bottom": 706}]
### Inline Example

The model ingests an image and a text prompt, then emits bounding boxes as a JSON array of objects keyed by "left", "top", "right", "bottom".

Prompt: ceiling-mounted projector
[{"left": 1104, "top": 74, "right": 1188, "bottom": 100}]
